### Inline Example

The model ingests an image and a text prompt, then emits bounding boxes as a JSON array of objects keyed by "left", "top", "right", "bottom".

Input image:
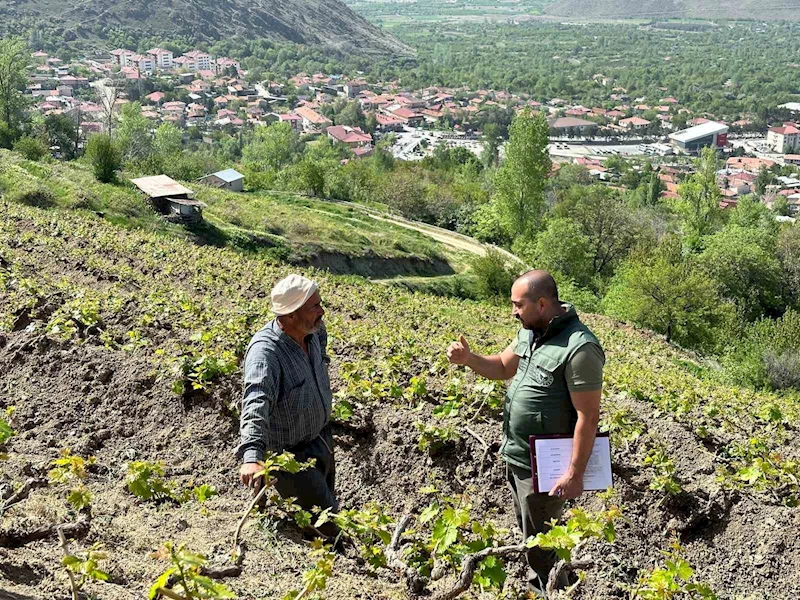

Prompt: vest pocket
[{"left": 530, "top": 353, "right": 560, "bottom": 388}]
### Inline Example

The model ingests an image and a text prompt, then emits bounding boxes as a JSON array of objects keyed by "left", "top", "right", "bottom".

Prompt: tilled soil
[{"left": 1, "top": 327, "right": 799, "bottom": 600}]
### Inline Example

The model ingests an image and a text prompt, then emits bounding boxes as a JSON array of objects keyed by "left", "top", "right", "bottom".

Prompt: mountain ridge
[{"left": 1, "top": 0, "right": 412, "bottom": 56}]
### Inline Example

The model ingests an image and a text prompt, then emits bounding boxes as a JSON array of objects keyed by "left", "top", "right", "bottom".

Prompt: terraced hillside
[{"left": 0, "top": 185, "right": 799, "bottom": 598}]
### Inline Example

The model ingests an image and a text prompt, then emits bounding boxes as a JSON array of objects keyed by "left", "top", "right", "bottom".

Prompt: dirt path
[{"left": 336, "top": 200, "right": 527, "bottom": 266}]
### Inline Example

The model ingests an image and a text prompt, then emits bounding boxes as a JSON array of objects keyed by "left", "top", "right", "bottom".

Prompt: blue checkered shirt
[{"left": 237, "top": 319, "right": 332, "bottom": 463}]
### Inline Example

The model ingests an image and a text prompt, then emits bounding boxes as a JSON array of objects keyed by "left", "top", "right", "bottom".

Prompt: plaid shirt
[{"left": 237, "top": 319, "right": 332, "bottom": 463}]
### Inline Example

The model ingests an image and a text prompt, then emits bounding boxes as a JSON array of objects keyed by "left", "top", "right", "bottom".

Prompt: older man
[
  {"left": 237, "top": 274, "right": 337, "bottom": 519},
  {"left": 447, "top": 270, "right": 604, "bottom": 595}
]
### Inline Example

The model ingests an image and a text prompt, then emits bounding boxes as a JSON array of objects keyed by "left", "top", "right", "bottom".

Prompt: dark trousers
[
  {"left": 274, "top": 426, "right": 338, "bottom": 518},
  {"left": 506, "top": 462, "right": 566, "bottom": 592}
]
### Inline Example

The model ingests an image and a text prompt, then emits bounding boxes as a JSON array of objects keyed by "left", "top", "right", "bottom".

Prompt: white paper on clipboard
[{"left": 531, "top": 435, "right": 613, "bottom": 494}]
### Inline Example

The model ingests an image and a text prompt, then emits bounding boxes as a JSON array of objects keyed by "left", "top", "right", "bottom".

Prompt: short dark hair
[{"left": 516, "top": 269, "right": 559, "bottom": 302}]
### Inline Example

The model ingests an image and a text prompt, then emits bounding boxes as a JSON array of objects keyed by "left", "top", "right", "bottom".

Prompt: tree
[
  {"left": 365, "top": 111, "right": 378, "bottom": 134},
  {"left": 116, "top": 102, "right": 152, "bottom": 161},
  {"left": 674, "top": 147, "right": 722, "bottom": 248},
  {"left": 0, "top": 38, "right": 28, "bottom": 132},
  {"left": 602, "top": 239, "right": 732, "bottom": 350},
  {"left": 97, "top": 81, "right": 121, "bottom": 136},
  {"left": 698, "top": 225, "right": 784, "bottom": 321},
  {"left": 556, "top": 185, "right": 649, "bottom": 279},
  {"left": 471, "top": 249, "right": 518, "bottom": 301},
  {"left": 336, "top": 101, "right": 366, "bottom": 129},
  {"left": 754, "top": 164, "right": 775, "bottom": 197},
  {"left": 481, "top": 122, "right": 501, "bottom": 167},
  {"left": 773, "top": 195, "right": 790, "bottom": 216},
  {"left": 242, "top": 121, "right": 301, "bottom": 173},
  {"left": 527, "top": 217, "right": 593, "bottom": 286},
  {"left": 153, "top": 123, "right": 183, "bottom": 158},
  {"left": 777, "top": 225, "right": 800, "bottom": 309},
  {"left": 13, "top": 136, "right": 48, "bottom": 161},
  {"left": 491, "top": 109, "right": 551, "bottom": 239},
  {"left": 85, "top": 134, "right": 122, "bottom": 183},
  {"left": 44, "top": 113, "right": 81, "bottom": 160}
]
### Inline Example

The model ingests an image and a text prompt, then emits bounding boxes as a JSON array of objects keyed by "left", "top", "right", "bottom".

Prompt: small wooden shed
[
  {"left": 130, "top": 175, "right": 204, "bottom": 225},
  {"left": 198, "top": 168, "right": 245, "bottom": 192}
]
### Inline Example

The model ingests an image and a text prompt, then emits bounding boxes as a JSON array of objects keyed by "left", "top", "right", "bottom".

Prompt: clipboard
[{"left": 529, "top": 432, "right": 612, "bottom": 494}]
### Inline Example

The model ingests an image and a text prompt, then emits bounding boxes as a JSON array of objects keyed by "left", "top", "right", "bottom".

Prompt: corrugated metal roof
[
  {"left": 130, "top": 175, "right": 193, "bottom": 198},
  {"left": 211, "top": 168, "right": 244, "bottom": 183}
]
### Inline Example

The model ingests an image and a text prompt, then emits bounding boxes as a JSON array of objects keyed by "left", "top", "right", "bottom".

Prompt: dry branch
[
  {"left": 0, "top": 515, "right": 90, "bottom": 548},
  {"left": 464, "top": 427, "right": 492, "bottom": 473},
  {"left": 385, "top": 514, "right": 427, "bottom": 595},
  {"left": 231, "top": 480, "right": 272, "bottom": 557},
  {"left": 546, "top": 557, "right": 593, "bottom": 595},
  {"left": 430, "top": 543, "right": 528, "bottom": 600},
  {"left": 0, "top": 477, "right": 47, "bottom": 517}
]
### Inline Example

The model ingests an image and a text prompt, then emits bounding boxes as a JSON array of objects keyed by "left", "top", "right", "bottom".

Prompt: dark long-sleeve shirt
[{"left": 237, "top": 319, "right": 332, "bottom": 463}]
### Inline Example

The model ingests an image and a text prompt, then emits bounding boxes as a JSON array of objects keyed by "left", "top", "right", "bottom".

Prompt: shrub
[
  {"left": 13, "top": 136, "right": 48, "bottom": 161},
  {"left": 8, "top": 181, "right": 56, "bottom": 208},
  {"left": 724, "top": 309, "right": 800, "bottom": 389},
  {"left": 470, "top": 249, "right": 518, "bottom": 301},
  {"left": 85, "top": 134, "right": 122, "bottom": 183},
  {"left": 764, "top": 351, "right": 800, "bottom": 390}
]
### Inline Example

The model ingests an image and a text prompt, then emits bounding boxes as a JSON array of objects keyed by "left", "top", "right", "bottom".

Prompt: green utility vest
[{"left": 500, "top": 303, "right": 604, "bottom": 469}]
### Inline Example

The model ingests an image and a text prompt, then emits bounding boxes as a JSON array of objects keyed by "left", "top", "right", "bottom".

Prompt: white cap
[{"left": 271, "top": 274, "right": 318, "bottom": 316}]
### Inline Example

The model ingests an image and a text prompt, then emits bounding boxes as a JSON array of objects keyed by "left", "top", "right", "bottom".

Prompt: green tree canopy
[
  {"left": 0, "top": 38, "right": 29, "bottom": 133},
  {"left": 491, "top": 109, "right": 551, "bottom": 240},
  {"left": 116, "top": 102, "right": 152, "bottom": 162},
  {"left": 698, "top": 225, "right": 784, "bottom": 321},
  {"left": 602, "top": 239, "right": 732, "bottom": 350},
  {"left": 674, "top": 147, "right": 723, "bottom": 248}
]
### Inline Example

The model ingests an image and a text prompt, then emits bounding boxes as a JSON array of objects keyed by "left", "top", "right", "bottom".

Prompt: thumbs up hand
[{"left": 446, "top": 335, "right": 472, "bottom": 366}]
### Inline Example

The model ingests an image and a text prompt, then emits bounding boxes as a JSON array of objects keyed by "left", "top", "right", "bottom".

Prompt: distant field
[{"left": 345, "top": 0, "right": 552, "bottom": 24}]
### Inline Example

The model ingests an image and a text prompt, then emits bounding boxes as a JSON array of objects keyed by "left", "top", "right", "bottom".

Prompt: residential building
[
  {"left": 129, "top": 54, "right": 155, "bottom": 73},
  {"left": 279, "top": 113, "right": 303, "bottom": 132},
  {"left": 344, "top": 79, "right": 367, "bottom": 98},
  {"left": 181, "top": 51, "right": 212, "bottom": 72},
  {"left": 295, "top": 105, "right": 332, "bottom": 131},
  {"left": 374, "top": 113, "right": 404, "bottom": 132},
  {"left": 767, "top": 123, "right": 800, "bottom": 153},
  {"left": 110, "top": 49, "right": 134, "bottom": 67},
  {"left": 383, "top": 105, "right": 424, "bottom": 127},
  {"left": 619, "top": 116, "right": 651, "bottom": 130},
  {"left": 326, "top": 125, "right": 372, "bottom": 147},
  {"left": 549, "top": 116, "right": 597, "bottom": 136},
  {"left": 147, "top": 48, "right": 174, "bottom": 70}
]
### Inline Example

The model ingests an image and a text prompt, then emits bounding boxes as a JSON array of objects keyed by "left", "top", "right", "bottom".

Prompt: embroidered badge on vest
[{"left": 532, "top": 366, "right": 554, "bottom": 387}]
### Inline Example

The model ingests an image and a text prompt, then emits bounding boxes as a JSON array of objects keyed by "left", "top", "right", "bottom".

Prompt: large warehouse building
[{"left": 669, "top": 121, "right": 729, "bottom": 154}]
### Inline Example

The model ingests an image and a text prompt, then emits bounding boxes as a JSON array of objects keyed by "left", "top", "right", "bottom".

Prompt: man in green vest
[{"left": 446, "top": 270, "right": 604, "bottom": 596}]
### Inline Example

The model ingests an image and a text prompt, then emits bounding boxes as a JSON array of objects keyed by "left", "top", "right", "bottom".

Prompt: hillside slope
[
  {"left": 1, "top": 182, "right": 799, "bottom": 597},
  {"left": 0, "top": 151, "right": 455, "bottom": 279},
  {"left": 544, "top": 0, "right": 800, "bottom": 21},
  {"left": 1, "top": 0, "right": 411, "bottom": 56}
]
